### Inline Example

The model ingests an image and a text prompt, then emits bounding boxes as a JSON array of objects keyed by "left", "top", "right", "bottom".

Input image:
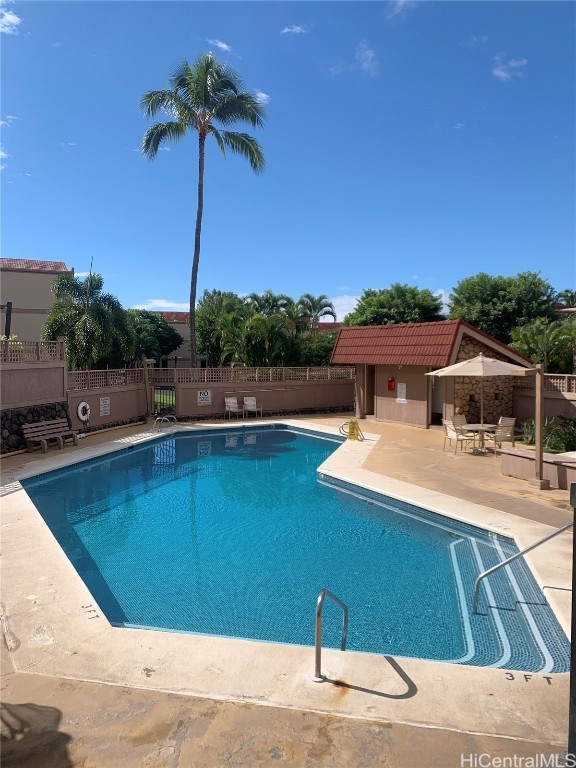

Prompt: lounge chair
[
  {"left": 442, "top": 419, "right": 475, "bottom": 454},
  {"left": 243, "top": 396, "right": 262, "bottom": 418},
  {"left": 225, "top": 396, "right": 243, "bottom": 419}
]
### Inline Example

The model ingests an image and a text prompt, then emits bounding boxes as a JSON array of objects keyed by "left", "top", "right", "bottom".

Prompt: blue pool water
[{"left": 22, "top": 426, "right": 569, "bottom": 672}]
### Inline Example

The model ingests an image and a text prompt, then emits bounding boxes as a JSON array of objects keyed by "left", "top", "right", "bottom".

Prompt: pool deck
[{"left": 1, "top": 415, "right": 573, "bottom": 767}]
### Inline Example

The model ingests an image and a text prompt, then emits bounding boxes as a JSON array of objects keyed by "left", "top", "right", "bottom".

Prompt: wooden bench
[{"left": 21, "top": 418, "right": 79, "bottom": 453}]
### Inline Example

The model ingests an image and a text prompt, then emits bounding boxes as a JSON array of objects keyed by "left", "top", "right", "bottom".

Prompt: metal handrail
[
  {"left": 473, "top": 522, "right": 573, "bottom": 613},
  {"left": 152, "top": 415, "right": 176, "bottom": 432},
  {"left": 313, "top": 588, "right": 348, "bottom": 681},
  {"left": 338, "top": 421, "right": 365, "bottom": 440}
]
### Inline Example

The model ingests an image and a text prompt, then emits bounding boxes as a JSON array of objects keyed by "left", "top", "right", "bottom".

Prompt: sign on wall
[
  {"left": 99, "top": 396, "right": 111, "bottom": 416},
  {"left": 396, "top": 383, "right": 407, "bottom": 404},
  {"left": 197, "top": 389, "right": 212, "bottom": 406}
]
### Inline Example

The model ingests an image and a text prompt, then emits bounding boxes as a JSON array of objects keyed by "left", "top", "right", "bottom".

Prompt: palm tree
[
  {"left": 141, "top": 53, "right": 266, "bottom": 366},
  {"left": 510, "top": 318, "right": 576, "bottom": 373},
  {"left": 246, "top": 290, "right": 292, "bottom": 316},
  {"left": 42, "top": 273, "right": 134, "bottom": 370},
  {"left": 297, "top": 293, "right": 337, "bottom": 330}
]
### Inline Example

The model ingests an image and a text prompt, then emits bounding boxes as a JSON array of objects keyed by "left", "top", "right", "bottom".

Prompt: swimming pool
[{"left": 22, "top": 425, "right": 569, "bottom": 673}]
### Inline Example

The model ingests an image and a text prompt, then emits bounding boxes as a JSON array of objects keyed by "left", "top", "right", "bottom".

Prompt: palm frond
[
  {"left": 214, "top": 93, "right": 266, "bottom": 128},
  {"left": 141, "top": 121, "right": 188, "bottom": 158},
  {"left": 218, "top": 131, "right": 266, "bottom": 172}
]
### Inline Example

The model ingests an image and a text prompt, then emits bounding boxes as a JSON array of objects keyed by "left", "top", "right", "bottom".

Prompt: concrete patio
[{"left": 1, "top": 415, "right": 572, "bottom": 767}]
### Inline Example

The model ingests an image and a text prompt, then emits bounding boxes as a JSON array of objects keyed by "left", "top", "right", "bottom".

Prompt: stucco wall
[
  {"left": 68, "top": 386, "right": 148, "bottom": 431},
  {"left": 501, "top": 449, "right": 576, "bottom": 490},
  {"left": 176, "top": 380, "right": 354, "bottom": 419},
  {"left": 1, "top": 362, "right": 67, "bottom": 408},
  {"left": 0, "top": 269, "right": 69, "bottom": 339},
  {"left": 513, "top": 390, "right": 576, "bottom": 423}
]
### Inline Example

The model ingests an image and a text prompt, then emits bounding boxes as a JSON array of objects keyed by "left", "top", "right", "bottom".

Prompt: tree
[
  {"left": 141, "top": 53, "right": 266, "bottom": 366},
  {"left": 299, "top": 328, "right": 339, "bottom": 366},
  {"left": 196, "top": 289, "right": 248, "bottom": 366},
  {"left": 246, "top": 290, "right": 292, "bottom": 315},
  {"left": 42, "top": 273, "right": 134, "bottom": 370},
  {"left": 509, "top": 318, "right": 576, "bottom": 373},
  {"left": 344, "top": 284, "right": 444, "bottom": 326},
  {"left": 126, "top": 310, "right": 183, "bottom": 365},
  {"left": 555, "top": 289, "right": 576, "bottom": 309},
  {"left": 449, "top": 271, "right": 557, "bottom": 343},
  {"left": 297, "top": 293, "right": 337, "bottom": 328}
]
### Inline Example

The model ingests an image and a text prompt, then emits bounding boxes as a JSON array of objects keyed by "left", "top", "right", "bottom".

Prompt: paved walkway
[{"left": 1, "top": 416, "right": 572, "bottom": 767}]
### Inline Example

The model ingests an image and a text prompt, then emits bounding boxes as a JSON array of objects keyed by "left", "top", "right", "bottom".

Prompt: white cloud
[
  {"left": 280, "top": 25, "right": 308, "bottom": 35},
  {"left": 329, "top": 294, "right": 360, "bottom": 322},
  {"left": 0, "top": 1, "right": 21, "bottom": 35},
  {"left": 134, "top": 299, "right": 190, "bottom": 312},
  {"left": 159, "top": 147, "right": 171, "bottom": 152},
  {"left": 434, "top": 289, "right": 450, "bottom": 314},
  {"left": 329, "top": 42, "right": 379, "bottom": 79},
  {"left": 452, "top": 123, "right": 465, "bottom": 130},
  {"left": 74, "top": 271, "right": 92, "bottom": 278},
  {"left": 255, "top": 90, "right": 270, "bottom": 105},
  {"left": 51, "top": 41, "right": 62, "bottom": 48},
  {"left": 460, "top": 34, "right": 488, "bottom": 49},
  {"left": 0, "top": 145, "right": 9, "bottom": 170},
  {"left": 387, "top": 1, "right": 416, "bottom": 19},
  {"left": 355, "top": 42, "right": 379, "bottom": 77},
  {"left": 206, "top": 38, "right": 232, "bottom": 53},
  {"left": 0, "top": 114, "right": 20, "bottom": 127},
  {"left": 492, "top": 54, "right": 527, "bottom": 82}
]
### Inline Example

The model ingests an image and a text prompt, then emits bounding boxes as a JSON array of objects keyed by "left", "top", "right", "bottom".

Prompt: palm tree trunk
[{"left": 190, "top": 134, "right": 205, "bottom": 367}]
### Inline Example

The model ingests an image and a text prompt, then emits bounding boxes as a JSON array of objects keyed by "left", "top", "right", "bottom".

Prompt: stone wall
[
  {"left": 1, "top": 402, "right": 71, "bottom": 454},
  {"left": 453, "top": 336, "right": 515, "bottom": 423}
]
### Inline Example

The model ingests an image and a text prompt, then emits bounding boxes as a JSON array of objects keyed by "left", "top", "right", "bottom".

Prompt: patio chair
[
  {"left": 224, "top": 396, "right": 243, "bottom": 419},
  {"left": 485, "top": 422, "right": 515, "bottom": 455},
  {"left": 243, "top": 396, "right": 262, "bottom": 418},
  {"left": 453, "top": 414, "right": 468, "bottom": 428},
  {"left": 496, "top": 416, "right": 516, "bottom": 447},
  {"left": 442, "top": 419, "right": 475, "bottom": 454}
]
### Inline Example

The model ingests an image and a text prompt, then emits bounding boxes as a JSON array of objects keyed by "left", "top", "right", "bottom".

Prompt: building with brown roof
[
  {"left": 330, "top": 320, "right": 531, "bottom": 428},
  {"left": 0, "top": 259, "right": 74, "bottom": 339}
]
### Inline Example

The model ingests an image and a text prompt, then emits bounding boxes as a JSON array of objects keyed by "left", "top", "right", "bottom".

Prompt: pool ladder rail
[
  {"left": 472, "top": 521, "right": 574, "bottom": 613},
  {"left": 313, "top": 588, "right": 348, "bottom": 681},
  {"left": 151, "top": 415, "right": 177, "bottom": 433},
  {"left": 339, "top": 420, "right": 365, "bottom": 441}
]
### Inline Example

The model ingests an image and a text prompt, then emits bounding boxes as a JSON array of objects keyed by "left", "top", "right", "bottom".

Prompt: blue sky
[{"left": 2, "top": 1, "right": 574, "bottom": 320}]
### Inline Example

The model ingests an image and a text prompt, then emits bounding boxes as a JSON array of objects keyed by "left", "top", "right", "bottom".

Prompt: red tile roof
[
  {"left": 330, "top": 320, "right": 527, "bottom": 367},
  {"left": 0, "top": 258, "right": 71, "bottom": 273},
  {"left": 317, "top": 322, "right": 341, "bottom": 332},
  {"left": 154, "top": 311, "right": 189, "bottom": 323}
]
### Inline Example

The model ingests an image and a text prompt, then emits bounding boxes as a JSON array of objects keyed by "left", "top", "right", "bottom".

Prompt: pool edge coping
[{"left": 0, "top": 419, "right": 570, "bottom": 743}]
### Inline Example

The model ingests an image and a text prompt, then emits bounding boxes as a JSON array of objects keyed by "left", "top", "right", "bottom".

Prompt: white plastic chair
[
  {"left": 243, "top": 396, "right": 262, "bottom": 418},
  {"left": 224, "top": 396, "right": 243, "bottom": 419}
]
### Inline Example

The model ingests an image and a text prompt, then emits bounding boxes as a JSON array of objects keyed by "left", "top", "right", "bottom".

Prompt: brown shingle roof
[
  {"left": 154, "top": 311, "right": 189, "bottom": 323},
  {"left": 330, "top": 319, "right": 527, "bottom": 367},
  {"left": 0, "top": 258, "right": 71, "bottom": 273}
]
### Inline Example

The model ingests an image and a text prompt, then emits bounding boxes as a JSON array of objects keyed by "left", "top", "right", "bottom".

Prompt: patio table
[{"left": 464, "top": 424, "right": 496, "bottom": 454}]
